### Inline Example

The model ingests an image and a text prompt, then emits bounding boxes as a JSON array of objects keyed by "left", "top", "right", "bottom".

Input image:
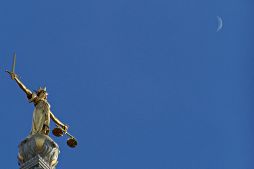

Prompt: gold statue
[{"left": 6, "top": 53, "right": 68, "bottom": 136}]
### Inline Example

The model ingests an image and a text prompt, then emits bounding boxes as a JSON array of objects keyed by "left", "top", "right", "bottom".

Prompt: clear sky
[{"left": 0, "top": 0, "right": 254, "bottom": 169}]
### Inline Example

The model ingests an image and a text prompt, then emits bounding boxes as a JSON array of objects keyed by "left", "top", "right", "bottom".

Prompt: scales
[{"left": 52, "top": 125, "right": 78, "bottom": 148}]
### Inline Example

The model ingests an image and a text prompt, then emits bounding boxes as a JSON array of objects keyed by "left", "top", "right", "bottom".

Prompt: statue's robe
[{"left": 29, "top": 93, "right": 51, "bottom": 135}]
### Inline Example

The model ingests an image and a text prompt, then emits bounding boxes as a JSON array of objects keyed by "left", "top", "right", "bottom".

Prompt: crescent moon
[{"left": 216, "top": 16, "right": 223, "bottom": 32}]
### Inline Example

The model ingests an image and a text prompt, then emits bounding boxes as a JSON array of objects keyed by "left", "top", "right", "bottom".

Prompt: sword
[{"left": 6, "top": 52, "right": 17, "bottom": 79}]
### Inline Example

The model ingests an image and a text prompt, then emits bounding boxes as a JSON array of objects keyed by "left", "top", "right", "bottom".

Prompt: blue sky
[{"left": 1, "top": 0, "right": 254, "bottom": 168}]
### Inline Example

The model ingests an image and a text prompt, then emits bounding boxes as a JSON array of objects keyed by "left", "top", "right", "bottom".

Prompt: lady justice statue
[
  {"left": 6, "top": 67, "right": 68, "bottom": 136},
  {"left": 6, "top": 54, "right": 77, "bottom": 168}
]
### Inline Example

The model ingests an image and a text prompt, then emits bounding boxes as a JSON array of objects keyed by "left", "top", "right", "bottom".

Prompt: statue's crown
[{"left": 37, "top": 86, "right": 47, "bottom": 93}]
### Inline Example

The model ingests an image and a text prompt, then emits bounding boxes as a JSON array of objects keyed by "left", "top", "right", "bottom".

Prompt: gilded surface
[{"left": 6, "top": 71, "right": 68, "bottom": 135}]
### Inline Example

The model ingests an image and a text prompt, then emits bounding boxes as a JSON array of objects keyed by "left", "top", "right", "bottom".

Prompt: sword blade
[{"left": 12, "top": 52, "right": 16, "bottom": 73}]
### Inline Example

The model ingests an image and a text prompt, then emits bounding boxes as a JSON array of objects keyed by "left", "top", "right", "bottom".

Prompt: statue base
[
  {"left": 19, "top": 155, "right": 51, "bottom": 169},
  {"left": 18, "top": 133, "right": 59, "bottom": 169}
]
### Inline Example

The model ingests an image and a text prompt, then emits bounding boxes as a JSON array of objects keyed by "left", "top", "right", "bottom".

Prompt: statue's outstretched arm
[
  {"left": 14, "top": 76, "right": 32, "bottom": 96},
  {"left": 7, "top": 72, "right": 33, "bottom": 98},
  {"left": 50, "top": 111, "right": 68, "bottom": 131}
]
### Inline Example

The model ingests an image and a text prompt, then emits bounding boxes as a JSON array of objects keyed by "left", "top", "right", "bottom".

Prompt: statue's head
[{"left": 37, "top": 87, "right": 48, "bottom": 99}]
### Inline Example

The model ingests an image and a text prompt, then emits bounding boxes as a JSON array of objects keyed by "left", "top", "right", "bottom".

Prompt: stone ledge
[{"left": 20, "top": 155, "right": 51, "bottom": 169}]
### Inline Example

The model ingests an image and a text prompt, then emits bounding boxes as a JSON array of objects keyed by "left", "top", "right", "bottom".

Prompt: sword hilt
[{"left": 5, "top": 70, "right": 18, "bottom": 80}]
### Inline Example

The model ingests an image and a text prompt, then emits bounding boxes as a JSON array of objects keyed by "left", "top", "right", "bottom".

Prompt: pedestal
[{"left": 18, "top": 133, "right": 60, "bottom": 169}]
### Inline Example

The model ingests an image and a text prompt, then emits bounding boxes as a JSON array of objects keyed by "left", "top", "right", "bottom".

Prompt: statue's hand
[
  {"left": 62, "top": 125, "right": 69, "bottom": 132},
  {"left": 6, "top": 71, "right": 17, "bottom": 80}
]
